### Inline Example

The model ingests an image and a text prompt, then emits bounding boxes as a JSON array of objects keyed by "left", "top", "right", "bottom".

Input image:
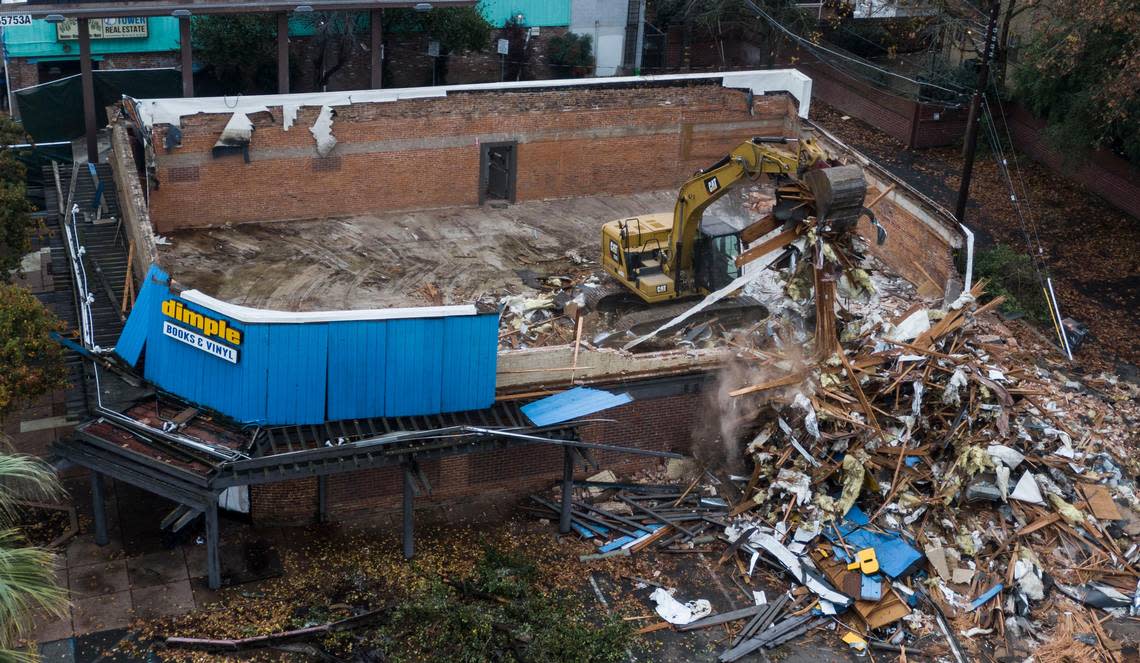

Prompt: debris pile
[
  {"left": 715, "top": 278, "right": 1140, "bottom": 659},
  {"left": 531, "top": 278, "right": 1140, "bottom": 660}
]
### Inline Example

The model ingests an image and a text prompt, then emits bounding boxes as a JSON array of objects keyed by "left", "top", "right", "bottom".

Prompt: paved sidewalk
[{"left": 29, "top": 477, "right": 219, "bottom": 646}]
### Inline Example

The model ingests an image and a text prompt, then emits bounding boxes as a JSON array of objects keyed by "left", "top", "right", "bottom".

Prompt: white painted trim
[
  {"left": 179, "top": 289, "right": 479, "bottom": 324},
  {"left": 131, "top": 69, "right": 814, "bottom": 129}
]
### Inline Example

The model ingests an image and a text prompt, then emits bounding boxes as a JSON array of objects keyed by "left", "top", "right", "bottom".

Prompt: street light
[
  {"left": 414, "top": 3, "right": 432, "bottom": 12},
  {"left": 172, "top": 9, "right": 191, "bottom": 16},
  {"left": 44, "top": 14, "right": 65, "bottom": 23},
  {"left": 295, "top": 5, "right": 314, "bottom": 12}
]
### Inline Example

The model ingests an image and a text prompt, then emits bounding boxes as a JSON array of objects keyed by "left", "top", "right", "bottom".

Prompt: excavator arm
[{"left": 664, "top": 136, "right": 825, "bottom": 291}]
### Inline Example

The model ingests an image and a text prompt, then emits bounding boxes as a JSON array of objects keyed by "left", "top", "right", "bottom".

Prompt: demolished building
[{"left": 47, "top": 70, "right": 970, "bottom": 591}]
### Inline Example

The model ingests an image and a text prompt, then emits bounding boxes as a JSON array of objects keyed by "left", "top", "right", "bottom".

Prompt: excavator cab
[{"left": 693, "top": 219, "right": 743, "bottom": 292}]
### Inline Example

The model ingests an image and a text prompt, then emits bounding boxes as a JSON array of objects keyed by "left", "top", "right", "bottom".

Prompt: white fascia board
[
  {"left": 179, "top": 289, "right": 479, "bottom": 324},
  {"left": 132, "top": 69, "right": 814, "bottom": 129}
]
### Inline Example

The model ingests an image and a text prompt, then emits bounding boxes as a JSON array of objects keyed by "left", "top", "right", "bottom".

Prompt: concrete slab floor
[{"left": 157, "top": 191, "right": 682, "bottom": 310}]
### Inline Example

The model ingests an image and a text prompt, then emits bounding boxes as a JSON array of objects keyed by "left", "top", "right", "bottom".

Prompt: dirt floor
[
  {"left": 158, "top": 191, "right": 680, "bottom": 311},
  {"left": 811, "top": 101, "right": 1140, "bottom": 372}
]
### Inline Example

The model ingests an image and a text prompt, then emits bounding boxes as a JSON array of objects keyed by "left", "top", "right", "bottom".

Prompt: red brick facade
[
  {"left": 1004, "top": 104, "right": 1139, "bottom": 219},
  {"left": 5, "top": 51, "right": 179, "bottom": 92},
  {"left": 797, "top": 62, "right": 968, "bottom": 150},
  {"left": 146, "top": 85, "right": 800, "bottom": 231},
  {"left": 250, "top": 391, "right": 702, "bottom": 525}
]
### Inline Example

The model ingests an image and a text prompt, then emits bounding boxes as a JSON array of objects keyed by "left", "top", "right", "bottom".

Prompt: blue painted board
[{"left": 522, "top": 386, "right": 633, "bottom": 427}]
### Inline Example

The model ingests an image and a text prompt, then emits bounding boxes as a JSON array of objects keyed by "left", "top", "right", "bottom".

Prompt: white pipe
[
  {"left": 958, "top": 223, "right": 974, "bottom": 295},
  {"left": 1045, "top": 276, "right": 1073, "bottom": 361}
]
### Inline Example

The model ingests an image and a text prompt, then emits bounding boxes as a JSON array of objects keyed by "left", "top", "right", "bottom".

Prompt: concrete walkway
[{"left": 30, "top": 476, "right": 219, "bottom": 646}]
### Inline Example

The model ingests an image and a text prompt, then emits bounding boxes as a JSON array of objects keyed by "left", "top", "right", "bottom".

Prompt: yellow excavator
[{"left": 598, "top": 136, "right": 876, "bottom": 311}]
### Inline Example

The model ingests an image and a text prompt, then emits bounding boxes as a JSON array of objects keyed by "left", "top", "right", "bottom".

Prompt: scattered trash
[{"left": 649, "top": 588, "right": 712, "bottom": 625}]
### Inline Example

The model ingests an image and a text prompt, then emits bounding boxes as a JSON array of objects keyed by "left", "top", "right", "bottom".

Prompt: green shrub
[
  {"left": 547, "top": 32, "right": 594, "bottom": 78},
  {"left": 973, "top": 244, "right": 1049, "bottom": 322}
]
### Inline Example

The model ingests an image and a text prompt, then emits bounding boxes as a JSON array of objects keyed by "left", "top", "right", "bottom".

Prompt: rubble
[{"left": 525, "top": 236, "right": 1140, "bottom": 659}]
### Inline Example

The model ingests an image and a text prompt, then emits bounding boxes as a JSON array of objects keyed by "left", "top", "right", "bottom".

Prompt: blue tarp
[
  {"left": 521, "top": 386, "right": 633, "bottom": 427},
  {"left": 826, "top": 506, "right": 924, "bottom": 579}
]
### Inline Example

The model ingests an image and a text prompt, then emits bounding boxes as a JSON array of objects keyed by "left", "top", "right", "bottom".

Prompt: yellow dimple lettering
[{"left": 162, "top": 299, "right": 242, "bottom": 347}]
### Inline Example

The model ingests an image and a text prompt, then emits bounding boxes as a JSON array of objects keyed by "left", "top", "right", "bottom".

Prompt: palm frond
[
  {"left": 0, "top": 453, "right": 65, "bottom": 528},
  {"left": 0, "top": 529, "right": 69, "bottom": 648}
]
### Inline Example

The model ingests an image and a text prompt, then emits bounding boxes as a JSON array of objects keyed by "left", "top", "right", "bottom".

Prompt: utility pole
[{"left": 953, "top": 0, "right": 1001, "bottom": 224}]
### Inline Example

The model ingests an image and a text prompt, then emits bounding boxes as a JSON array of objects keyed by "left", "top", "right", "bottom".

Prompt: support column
[
  {"left": 179, "top": 16, "right": 193, "bottom": 98},
  {"left": 78, "top": 18, "right": 98, "bottom": 164},
  {"left": 205, "top": 497, "right": 221, "bottom": 590},
  {"left": 277, "top": 12, "right": 290, "bottom": 94},
  {"left": 90, "top": 471, "right": 109, "bottom": 546},
  {"left": 369, "top": 9, "right": 383, "bottom": 89},
  {"left": 402, "top": 464, "right": 414, "bottom": 559},
  {"left": 317, "top": 475, "right": 328, "bottom": 524},
  {"left": 559, "top": 446, "right": 574, "bottom": 534}
]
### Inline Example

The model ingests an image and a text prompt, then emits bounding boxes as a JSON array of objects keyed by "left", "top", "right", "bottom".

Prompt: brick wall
[
  {"left": 797, "top": 62, "right": 967, "bottom": 149},
  {"left": 1004, "top": 104, "right": 1139, "bottom": 219},
  {"left": 102, "top": 51, "right": 178, "bottom": 71},
  {"left": 250, "top": 478, "right": 319, "bottom": 525},
  {"left": 252, "top": 391, "right": 702, "bottom": 525},
  {"left": 145, "top": 85, "right": 799, "bottom": 232},
  {"left": 6, "top": 59, "right": 40, "bottom": 92},
  {"left": 6, "top": 52, "right": 177, "bottom": 92}
]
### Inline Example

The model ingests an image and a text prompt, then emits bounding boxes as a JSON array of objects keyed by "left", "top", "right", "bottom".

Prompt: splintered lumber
[
  {"left": 636, "top": 621, "right": 672, "bottom": 635},
  {"left": 676, "top": 604, "right": 765, "bottom": 632},
  {"left": 729, "top": 372, "right": 805, "bottom": 397},
  {"left": 735, "top": 228, "right": 799, "bottom": 268},
  {"left": 739, "top": 214, "right": 780, "bottom": 244},
  {"left": 731, "top": 593, "right": 789, "bottom": 647},
  {"left": 165, "top": 608, "right": 387, "bottom": 652}
]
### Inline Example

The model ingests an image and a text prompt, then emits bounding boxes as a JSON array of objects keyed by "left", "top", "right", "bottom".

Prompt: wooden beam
[
  {"left": 735, "top": 228, "right": 799, "bottom": 268},
  {"left": 739, "top": 213, "right": 778, "bottom": 244}
]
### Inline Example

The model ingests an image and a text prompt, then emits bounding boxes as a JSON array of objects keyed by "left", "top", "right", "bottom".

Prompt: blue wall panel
[
  {"left": 265, "top": 324, "right": 328, "bottom": 425},
  {"left": 114, "top": 265, "right": 164, "bottom": 367},
  {"left": 117, "top": 264, "right": 498, "bottom": 425},
  {"left": 441, "top": 315, "right": 500, "bottom": 412},
  {"left": 326, "top": 321, "right": 387, "bottom": 422},
  {"left": 385, "top": 318, "right": 444, "bottom": 417}
]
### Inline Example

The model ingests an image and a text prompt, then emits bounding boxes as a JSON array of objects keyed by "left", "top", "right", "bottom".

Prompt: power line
[{"left": 742, "top": 0, "right": 969, "bottom": 98}]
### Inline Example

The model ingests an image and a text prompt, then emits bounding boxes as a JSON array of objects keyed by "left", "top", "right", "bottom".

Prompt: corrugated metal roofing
[
  {"left": 521, "top": 386, "right": 633, "bottom": 427},
  {"left": 114, "top": 263, "right": 500, "bottom": 425}
]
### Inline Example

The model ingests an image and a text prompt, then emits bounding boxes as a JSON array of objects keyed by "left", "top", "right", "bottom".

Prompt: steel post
[
  {"left": 370, "top": 9, "right": 383, "bottom": 89},
  {"left": 559, "top": 446, "right": 574, "bottom": 534},
  {"left": 277, "top": 13, "right": 290, "bottom": 94},
  {"left": 90, "top": 471, "right": 109, "bottom": 546},
  {"left": 78, "top": 19, "right": 98, "bottom": 164},
  {"left": 402, "top": 464, "right": 414, "bottom": 559},
  {"left": 205, "top": 497, "right": 220, "bottom": 589},
  {"left": 179, "top": 16, "right": 193, "bottom": 97}
]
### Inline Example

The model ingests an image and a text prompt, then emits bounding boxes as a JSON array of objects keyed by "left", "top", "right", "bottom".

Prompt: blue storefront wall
[{"left": 115, "top": 265, "right": 499, "bottom": 425}]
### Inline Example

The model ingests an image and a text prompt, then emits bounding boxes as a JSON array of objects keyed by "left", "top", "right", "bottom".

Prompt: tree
[
  {"left": 0, "top": 284, "right": 67, "bottom": 419},
  {"left": 0, "top": 451, "right": 67, "bottom": 660},
  {"left": 192, "top": 15, "right": 279, "bottom": 94},
  {"left": 300, "top": 12, "right": 367, "bottom": 91},
  {"left": 385, "top": 6, "right": 492, "bottom": 85},
  {"left": 547, "top": 33, "right": 595, "bottom": 78},
  {"left": 1013, "top": 0, "right": 1139, "bottom": 161},
  {"left": 0, "top": 117, "right": 31, "bottom": 282}
]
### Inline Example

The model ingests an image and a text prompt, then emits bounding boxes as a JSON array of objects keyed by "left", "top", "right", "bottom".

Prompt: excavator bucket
[{"left": 804, "top": 165, "right": 868, "bottom": 233}]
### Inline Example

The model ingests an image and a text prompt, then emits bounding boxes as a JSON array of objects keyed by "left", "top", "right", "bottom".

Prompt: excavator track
[
  {"left": 609, "top": 295, "right": 769, "bottom": 338},
  {"left": 581, "top": 277, "right": 768, "bottom": 345}
]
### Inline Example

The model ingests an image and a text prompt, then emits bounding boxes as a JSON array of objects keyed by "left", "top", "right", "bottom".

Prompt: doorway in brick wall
[{"left": 480, "top": 141, "right": 517, "bottom": 204}]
